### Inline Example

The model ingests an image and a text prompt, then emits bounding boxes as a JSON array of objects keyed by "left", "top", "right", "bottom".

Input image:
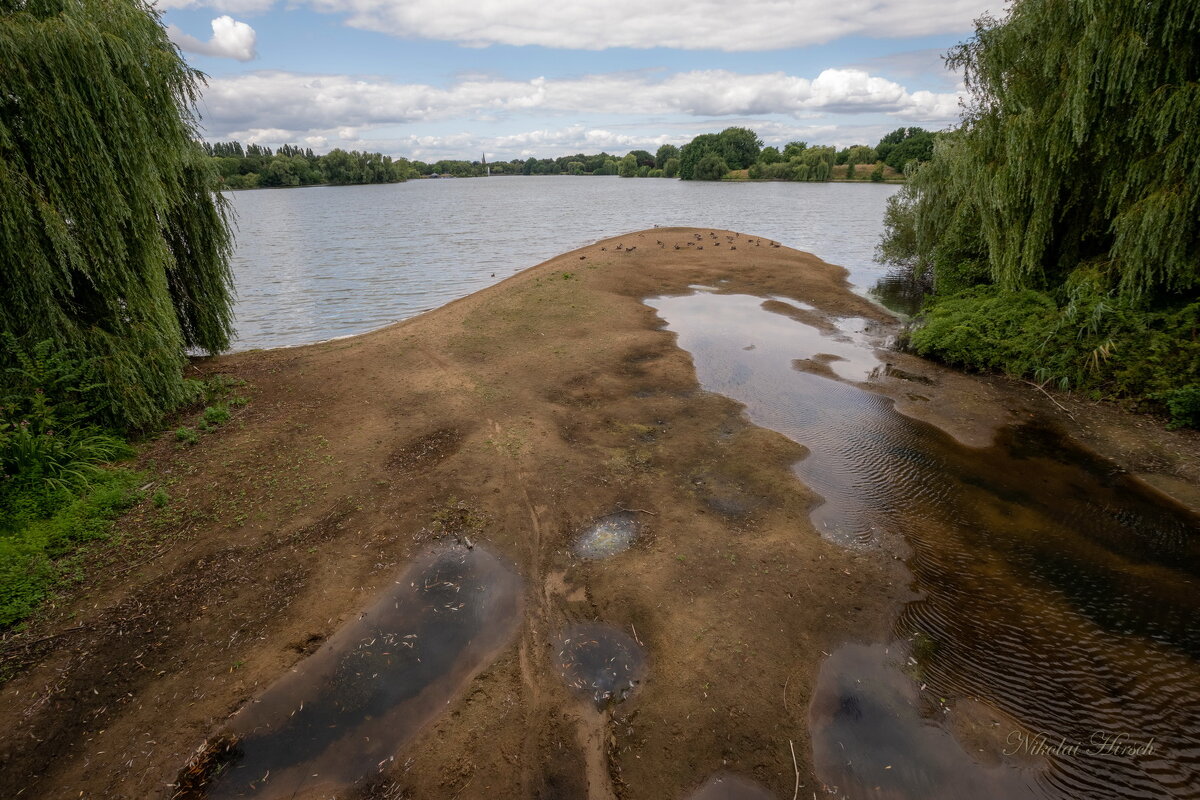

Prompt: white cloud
[
  {"left": 166, "top": 0, "right": 994, "bottom": 51},
  {"left": 156, "top": 0, "right": 276, "bottom": 13},
  {"left": 168, "top": 16, "right": 258, "bottom": 61},
  {"left": 198, "top": 68, "right": 963, "bottom": 134},
  {"left": 216, "top": 118, "right": 915, "bottom": 161}
]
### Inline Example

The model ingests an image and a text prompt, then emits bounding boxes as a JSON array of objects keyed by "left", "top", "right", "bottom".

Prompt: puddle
[
  {"left": 574, "top": 511, "right": 640, "bottom": 559},
  {"left": 555, "top": 623, "right": 646, "bottom": 709},
  {"left": 648, "top": 291, "right": 1200, "bottom": 799},
  {"left": 195, "top": 543, "right": 522, "bottom": 799},
  {"left": 810, "top": 643, "right": 1041, "bottom": 798},
  {"left": 687, "top": 772, "right": 776, "bottom": 800}
]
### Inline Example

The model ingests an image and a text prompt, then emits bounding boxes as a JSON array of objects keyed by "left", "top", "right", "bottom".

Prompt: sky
[{"left": 157, "top": 0, "right": 1003, "bottom": 163}]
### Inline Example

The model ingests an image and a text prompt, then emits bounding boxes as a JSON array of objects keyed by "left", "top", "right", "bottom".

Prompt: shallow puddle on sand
[
  {"left": 686, "top": 773, "right": 777, "bottom": 800},
  {"left": 555, "top": 623, "right": 646, "bottom": 708},
  {"left": 647, "top": 291, "right": 1200, "bottom": 800},
  {"left": 198, "top": 543, "right": 522, "bottom": 799},
  {"left": 574, "top": 511, "right": 640, "bottom": 559}
]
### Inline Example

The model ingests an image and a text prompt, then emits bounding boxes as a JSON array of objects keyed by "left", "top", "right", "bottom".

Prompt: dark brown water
[
  {"left": 555, "top": 623, "right": 647, "bottom": 709},
  {"left": 647, "top": 291, "right": 1200, "bottom": 800},
  {"left": 200, "top": 543, "right": 522, "bottom": 799}
]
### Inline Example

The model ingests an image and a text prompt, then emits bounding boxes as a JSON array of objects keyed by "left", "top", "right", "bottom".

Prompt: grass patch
[
  {"left": 203, "top": 404, "right": 231, "bottom": 426},
  {"left": 0, "top": 469, "right": 141, "bottom": 628}
]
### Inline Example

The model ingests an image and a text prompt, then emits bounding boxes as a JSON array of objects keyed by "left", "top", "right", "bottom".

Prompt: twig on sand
[
  {"left": 783, "top": 673, "right": 793, "bottom": 713},
  {"left": 0, "top": 625, "right": 91, "bottom": 658},
  {"left": 618, "top": 507, "right": 657, "bottom": 516},
  {"left": 630, "top": 624, "right": 643, "bottom": 647},
  {"left": 789, "top": 739, "right": 800, "bottom": 800},
  {"left": 1023, "top": 379, "right": 1076, "bottom": 420}
]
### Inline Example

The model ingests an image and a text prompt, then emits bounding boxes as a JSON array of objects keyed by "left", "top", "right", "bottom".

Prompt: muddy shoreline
[{"left": 1, "top": 228, "right": 1196, "bottom": 800}]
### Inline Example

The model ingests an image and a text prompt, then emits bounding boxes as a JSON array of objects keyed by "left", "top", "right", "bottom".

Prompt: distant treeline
[
  {"left": 204, "top": 126, "right": 934, "bottom": 188},
  {"left": 204, "top": 142, "right": 415, "bottom": 188},
  {"left": 670, "top": 125, "right": 934, "bottom": 182}
]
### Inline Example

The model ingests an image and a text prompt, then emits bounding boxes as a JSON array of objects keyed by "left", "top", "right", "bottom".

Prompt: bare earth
[{"left": 1, "top": 228, "right": 1195, "bottom": 800}]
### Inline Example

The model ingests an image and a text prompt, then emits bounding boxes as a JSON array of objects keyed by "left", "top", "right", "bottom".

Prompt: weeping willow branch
[{"left": 0, "top": 0, "right": 234, "bottom": 430}]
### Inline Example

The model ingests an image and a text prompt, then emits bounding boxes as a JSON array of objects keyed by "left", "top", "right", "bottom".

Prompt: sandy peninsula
[{"left": 0, "top": 227, "right": 1196, "bottom": 800}]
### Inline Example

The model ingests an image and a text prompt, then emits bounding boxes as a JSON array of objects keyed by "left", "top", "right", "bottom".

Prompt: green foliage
[
  {"left": 0, "top": 469, "right": 139, "bottom": 628},
  {"left": 0, "top": 337, "right": 140, "bottom": 628},
  {"left": 662, "top": 158, "right": 680, "bottom": 178},
  {"left": 939, "top": 0, "right": 1200, "bottom": 297},
  {"left": 202, "top": 404, "right": 230, "bottom": 426},
  {"left": 2, "top": 0, "right": 235, "bottom": 431},
  {"left": 693, "top": 153, "right": 729, "bottom": 181},
  {"left": 715, "top": 127, "right": 762, "bottom": 170},
  {"left": 1, "top": 336, "right": 133, "bottom": 517},
  {"left": 782, "top": 141, "right": 808, "bottom": 159},
  {"left": 175, "top": 426, "right": 198, "bottom": 446},
  {"left": 628, "top": 150, "right": 655, "bottom": 168},
  {"left": 654, "top": 144, "right": 680, "bottom": 169},
  {"left": 838, "top": 144, "right": 877, "bottom": 166},
  {"left": 618, "top": 154, "right": 639, "bottom": 178},
  {"left": 879, "top": 0, "right": 1200, "bottom": 424},
  {"left": 870, "top": 164, "right": 886, "bottom": 182},
  {"left": 875, "top": 127, "right": 934, "bottom": 171},
  {"left": 1155, "top": 385, "right": 1200, "bottom": 430},
  {"left": 909, "top": 286, "right": 1200, "bottom": 424},
  {"left": 678, "top": 134, "right": 719, "bottom": 180}
]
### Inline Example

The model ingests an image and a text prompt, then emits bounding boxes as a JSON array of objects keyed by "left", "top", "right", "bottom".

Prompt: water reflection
[
  {"left": 647, "top": 291, "right": 1200, "bottom": 800},
  {"left": 869, "top": 267, "right": 932, "bottom": 317},
  {"left": 199, "top": 544, "right": 523, "bottom": 799}
]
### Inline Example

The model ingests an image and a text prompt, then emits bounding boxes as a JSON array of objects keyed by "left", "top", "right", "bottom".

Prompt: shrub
[
  {"left": 202, "top": 404, "right": 230, "bottom": 426},
  {"left": 694, "top": 153, "right": 729, "bottom": 181},
  {"left": 909, "top": 287, "right": 1200, "bottom": 424}
]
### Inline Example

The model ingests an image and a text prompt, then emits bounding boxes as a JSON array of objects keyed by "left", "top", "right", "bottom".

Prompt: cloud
[
  {"left": 165, "top": 0, "right": 993, "bottom": 50},
  {"left": 156, "top": 0, "right": 276, "bottom": 13},
  {"left": 168, "top": 16, "right": 258, "bottom": 61},
  {"left": 223, "top": 119, "right": 879, "bottom": 162},
  {"left": 197, "top": 68, "right": 963, "bottom": 134}
]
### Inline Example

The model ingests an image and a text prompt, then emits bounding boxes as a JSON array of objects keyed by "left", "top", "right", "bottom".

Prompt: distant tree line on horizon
[
  {"left": 204, "top": 142, "right": 414, "bottom": 188},
  {"left": 204, "top": 127, "right": 935, "bottom": 189}
]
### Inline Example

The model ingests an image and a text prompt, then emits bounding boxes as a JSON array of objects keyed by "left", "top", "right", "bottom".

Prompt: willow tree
[
  {"left": 884, "top": 0, "right": 1199, "bottom": 300},
  {"left": 0, "top": 0, "right": 234, "bottom": 429}
]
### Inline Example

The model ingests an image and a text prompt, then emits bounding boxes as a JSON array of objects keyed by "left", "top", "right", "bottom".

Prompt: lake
[{"left": 223, "top": 176, "right": 899, "bottom": 351}]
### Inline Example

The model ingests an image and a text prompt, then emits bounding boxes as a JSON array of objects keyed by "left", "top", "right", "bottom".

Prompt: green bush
[
  {"left": 694, "top": 153, "right": 729, "bottom": 181},
  {"left": 202, "top": 404, "right": 230, "bottom": 426},
  {"left": 1155, "top": 385, "right": 1200, "bottom": 430},
  {"left": 909, "top": 286, "right": 1200, "bottom": 424}
]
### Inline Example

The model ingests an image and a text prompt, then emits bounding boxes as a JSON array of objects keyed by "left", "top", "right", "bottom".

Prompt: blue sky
[{"left": 158, "top": 0, "right": 1000, "bottom": 162}]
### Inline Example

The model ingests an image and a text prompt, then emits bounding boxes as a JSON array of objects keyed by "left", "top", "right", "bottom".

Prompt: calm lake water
[{"left": 223, "top": 177, "right": 898, "bottom": 351}]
